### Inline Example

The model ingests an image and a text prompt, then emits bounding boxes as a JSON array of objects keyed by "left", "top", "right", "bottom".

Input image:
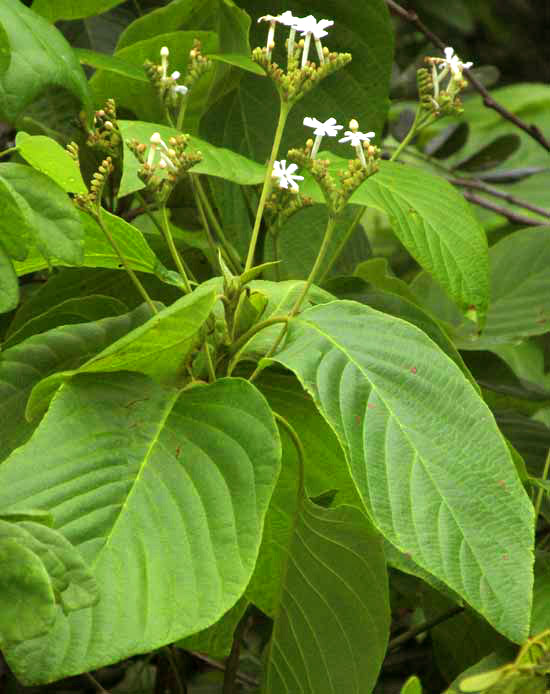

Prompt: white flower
[
  {"left": 278, "top": 10, "right": 302, "bottom": 27},
  {"left": 296, "top": 14, "right": 333, "bottom": 67},
  {"left": 440, "top": 46, "right": 473, "bottom": 77},
  {"left": 147, "top": 132, "right": 171, "bottom": 167},
  {"left": 304, "top": 116, "right": 343, "bottom": 158},
  {"left": 339, "top": 129, "right": 375, "bottom": 147},
  {"left": 303, "top": 116, "right": 343, "bottom": 137},
  {"left": 296, "top": 15, "right": 333, "bottom": 39},
  {"left": 160, "top": 46, "right": 169, "bottom": 80},
  {"left": 272, "top": 160, "right": 304, "bottom": 191}
]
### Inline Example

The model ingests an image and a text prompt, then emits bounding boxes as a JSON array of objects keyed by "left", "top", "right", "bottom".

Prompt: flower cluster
[
  {"left": 74, "top": 157, "right": 115, "bottom": 215},
  {"left": 271, "top": 116, "right": 377, "bottom": 200},
  {"left": 253, "top": 12, "right": 351, "bottom": 105},
  {"left": 86, "top": 99, "right": 121, "bottom": 156},
  {"left": 127, "top": 132, "right": 202, "bottom": 202},
  {"left": 420, "top": 46, "right": 474, "bottom": 115},
  {"left": 145, "top": 46, "right": 189, "bottom": 110}
]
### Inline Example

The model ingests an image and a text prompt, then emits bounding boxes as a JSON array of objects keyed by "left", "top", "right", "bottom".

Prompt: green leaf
[
  {"left": 0, "top": 174, "right": 33, "bottom": 260},
  {"left": 26, "top": 288, "right": 216, "bottom": 420},
  {"left": 31, "top": 0, "right": 127, "bottom": 23},
  {"left": 0, "top": 163, "right": 84, "bottom": 265},
  {"left": 118, "top": 120, "right": 265, "bottom": 198},
  {"left": 0, "top": 0, "right": 91, "bottom": 125},
  {"left": 177, "top": 597, "right": 248, "bottom": 658},
  {"left": 444, "top": 651, "right": 515, "bottom": 694},
  {"left": 0, "top": 539, "right": 55, "bottom": 646},
  {"left": 0, "top": 302, "right": 155, "bottom": 463},
  {"left": 0, "top": 519, "right": 98, "bottom": 614},
  {"left": 531, "top": 552, "right": 550, "bottom": 635},
  {"left": 350, "top": 162, "right": 490, "bottom": 324},
  {"left": 13, "top": 209, "right": 161, "bottom": 276},
  {"left": 74, "top": 47, "right": 148, "bottom": 81},
  {"left": 270, "top": 300, "right": 535, "bottom": 642},
  {"left": 15, "top": 132, "right": 87, "bottom": 194},
  {"left": 401, "top": 676, "right": 422, "bottom": 694},
  {"left": 4, "top": 295, "right": 128, "bottom": 348},
  {"left": 0, "top": 372, "right": 280, "bottom": 684},
  {"left": 209, "top": 52, "right": 264, "bottom": 75},
  {"left": 480, "top": 228, "right": 550, "bottom": 346},
  {"left": 0, "top": 244, "right": 19, "bottom": 314},
  {"left": 89, "top": 31, "right": 219, "bottom": 124}
]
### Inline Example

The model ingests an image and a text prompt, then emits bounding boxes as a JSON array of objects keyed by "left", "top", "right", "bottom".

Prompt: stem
[
  {"left": 390, "top": 107, "right": 425, "bottom": 162},
  {"left": 290, "top": 215, "right": 337, "bottom": 316},
  {"left": 136, "top": 192, "right": 163, "bottom": 233},
  {"left": 203, "top": 341, "right": 216, "bottom": 383},
  {"left": 227, "top": 316, "right": 289, "bottom": 376},
  {"left": 164, "top": 646, "right": 186, "bottom": 694},
  {"left": 535, "top": 448, "right": 550, "bottom": 521},
  {"left": 318, "top": 206, "right": 364, "bottom": 284},
  {"left": 85, "top": 673, "right": 112, "bottom": 694},
  {"left": 0, "top": 146, "right": 17, "bottom": 159},
  {"left": 159, "top": 205, "right": 192, "bottom": 293},
  {"left": 189, "top": 652, "right": 258, "bottom": 687},
  {"left": 274, "top": 412, "right": 306, "bottom": 486},
  {"left": 176, "top": 97, "right": 188, "bottom": 131},
  {"left": 96, "top": 210, "right": 158, "bottom": 314},
  {"left": 388, "top": 605, "right": 464, "bottom": 651},
  {"left": 244, "top": 100, "right": 290, "bottom": 272},
  {"left": 247, "top": 324, "right": 288, "bottom": 383},
  {"left": 194, "top": 176, "right": 243, "bottom": 272},
  {"left": 222, "top": 610, "right": 250, "bottom": 694}
]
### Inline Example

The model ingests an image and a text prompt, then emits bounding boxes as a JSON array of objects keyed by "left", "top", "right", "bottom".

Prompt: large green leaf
[
  {"left": 0, "top": 518, "right": 98, "bottom": 616},
  {"left": 15, "top": 132, "right": 87, "bottom": 194},
  {"left": 0, "top": 174, "right": 33, "bottom": 260},
  {"left": 270, "top": 300, "right": 534, "bottom": 642},
  {"left": 4, "top": 295, "right": 128, "bottom": 348},
  {"left": 118, "top": 120, "right": 264, "bottom": 197},
  {"left": 249, "top": 417, "right": 389, "bottom": 694},
  {"left": 0, "top": 372, "right": 280, "bottom": 684},
  {"left": 0, "top": 163, "right": 84, "bottom": 265},
  {"left": 13, "top": 209, "right": 162, "bottom": 277},
  {"left": 26, "top": 287, "right": 216, "bottom": 419},
  {"left": 89, "top": 31, "right": 219, "bottom": 124},
  {"left": 0, "top": 0, "right": 91, "bottom": 124},
  {"left": 31, "top": 0, "right": 127, "bottom": 22},
  {"left": 74, "top": 47, "right": 148, "bottom": 82},
  {"left": 0, "top": 302, "right": 155, "bottom": 463},
  {"left": 531, "top": 552, "right": 550, "bottom": 636},
  {"left": 0, "top": 540, "right": 55, "bottom": 646},
  {"left": 349, "top": 162, "right": 490, "bottom": 324},
  {"left": 0, "top": 243, "right": 19, "bottom": 314},
  {"left": 177, "top": 597, "right": 248, "bottom": 658}
]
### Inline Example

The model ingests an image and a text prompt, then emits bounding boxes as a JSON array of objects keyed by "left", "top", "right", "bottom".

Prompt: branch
[
  {"left": 388, "top": 605, "right": 464, "bottom": 651},
  {"left": 462, "top": 191, "right": 546, "bottom": 226},
  {"left": 385, "top": 0, "right": 550, "bottom": 151},
  {"left": 448, "top": 177, "right": 550, "bottom": 220}
]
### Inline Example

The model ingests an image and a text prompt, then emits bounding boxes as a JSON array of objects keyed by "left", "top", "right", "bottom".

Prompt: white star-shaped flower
[
  {"left": 303, "top": 116, "right": 343, "bottom": 137},
  {"left": 272, "top": 160, "right": 304, "bottom": 191},
  {"left": 339, "top": 129, "right": 375, "bottom": 147},
  {"left": 296, "top": 15, "right": 333, "bottom": 39},
  {"left": 441, "top": 46, "right": 473, "bottom": 77}
]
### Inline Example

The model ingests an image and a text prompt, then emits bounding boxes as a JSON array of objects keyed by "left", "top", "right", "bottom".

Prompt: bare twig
[
  {"left": 85, "top": 672, "right": 112, "bottom": 694},
  {"left": 189, "top": 651, "right": 259, "bottom": 688},
  {"left": 449, "top": 177, "right": 550, "bottom": 219},
  {"left": 385, "top": 0, "right": 550, "bottom": 151},
  {"left": 462, "top": 191, "right": 546, "bottom": 226},
  {"left": 388, "top": 605, "right": 464, "bottom": 651}
]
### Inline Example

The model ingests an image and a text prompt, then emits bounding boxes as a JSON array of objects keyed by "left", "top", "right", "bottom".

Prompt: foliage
[{"left": 0, "top": 0, "right": 548, "bottom": 692}]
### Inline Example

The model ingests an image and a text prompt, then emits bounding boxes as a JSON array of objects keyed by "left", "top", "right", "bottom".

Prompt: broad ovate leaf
[
  {"left": 271, "top": 300, "right": 534, "bottom": 642},
  {"left": 0, "top": 372, "right": 280, "bottom": 684},
  {"left": 0, "top": 0, "right": 91, "bottom": 124},
  {"left": 0, "top": 243, "right": 19, "bottom": 314}
]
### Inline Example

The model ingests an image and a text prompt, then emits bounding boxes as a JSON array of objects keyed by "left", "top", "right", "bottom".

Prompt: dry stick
[
  {"left": 189, "top": 652, "right": 259, "bottom": 687},
  {"left": 462, "top": 191, "right": 545, "bottom": 226},
  {"left": 384, "top": 0, "right": 550, "bottom": 152},
  {"left": 448, "top": 177, "right": 550, "bottom": 219},
  {"left": 388, "top": 605, "right": 464, "bottom": 651}
]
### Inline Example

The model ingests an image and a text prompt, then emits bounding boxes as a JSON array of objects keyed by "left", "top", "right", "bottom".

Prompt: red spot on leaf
[
  {"left": 367, "top": 403, "right": 376, "bottom": 410},
  {"left": 355, "top": 415, "right": 361, "bottom": 424},
  {"left": 410, "top": 367, "right": 417, "bottom": 374},
  {"left": 176, "top": 447, "right": 181, "bottom": 459},
  {"left": 498, "top": 480, "right": 507, "bottom": 489},
  {"left": 404, "top": 552, "right": 412, "bottom": 560},
  {"left": 502, "top": 554, "right": 509, "bottom": 561}
]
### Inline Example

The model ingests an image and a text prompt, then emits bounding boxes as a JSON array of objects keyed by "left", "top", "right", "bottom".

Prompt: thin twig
[
  {"left": 388, "top": 605, "right": 464, "bottom": 651},
  {"left": 385, "top": 0, "right": 550, "bottom": 151},
  {"left": 462, "top": 191, "right": 546, "bottom": 226},
  {"left": 189, "top": 651, "right": 259, "bottom": 687},
  {"left": 449, "top": 177, "right": 550, "bottom": 219},
  {"left": 85, "top": 672, "right": 112, "bottom": 694}
]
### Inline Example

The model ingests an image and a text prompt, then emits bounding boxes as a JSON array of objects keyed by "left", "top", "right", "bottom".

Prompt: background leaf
[
  {"left": 31, "top": 0, "right": 127, "bottom": 23},
  {"left": 0, "top": 244, "right": 19, "bottom": 314},
  {"left": 271, "top": 300, "right": 534, "bottom": 642},
  {"left": 15, "top": 132, "right": 87, "bottom": 194},
  {"left": 0, "top": 373, "right": 280, "bottom": 684},
  {"left": 0, "top": 0, "right": 91, "bottom": 124},
  {"left": 0, "top": 163, "right": 84, "bottom": 265}
]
